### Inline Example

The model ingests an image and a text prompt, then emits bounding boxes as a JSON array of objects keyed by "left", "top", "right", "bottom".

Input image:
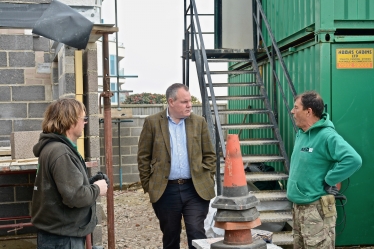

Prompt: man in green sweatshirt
[{"left": 287, "top": 91, "right": 362, "bottom": 248}]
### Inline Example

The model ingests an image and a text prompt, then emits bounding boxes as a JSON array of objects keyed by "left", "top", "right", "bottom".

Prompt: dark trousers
[
  {"left": 37, "top": 230, "right": 85, "bottom": 249},
  {"left": 152, "top": 181, "right": 210, "bottom": 249}
]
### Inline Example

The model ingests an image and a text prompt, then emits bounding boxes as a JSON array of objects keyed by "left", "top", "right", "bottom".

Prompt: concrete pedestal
[{"left": 192, "top": 238, "right": 283, "bottom": 249}]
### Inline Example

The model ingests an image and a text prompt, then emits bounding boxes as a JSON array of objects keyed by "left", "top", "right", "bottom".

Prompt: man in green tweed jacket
[{"left": 137, "top": 83, "right": 216, "bottom": 249}]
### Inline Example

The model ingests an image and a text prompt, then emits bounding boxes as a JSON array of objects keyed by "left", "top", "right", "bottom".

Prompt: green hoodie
[{"left": 287, "top": 113, "right": 362, "bottom": 204}]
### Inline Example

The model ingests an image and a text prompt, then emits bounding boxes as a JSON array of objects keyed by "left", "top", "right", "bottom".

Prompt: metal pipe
[
  {"left": 118, "top": 120, "right": 122, "bottom": 190},
  {"left": 183, "top": 0, "right": 186, "bottom": 85},
  {"left": 102, "top": 33, "right": 115, "bottom": 249},
  {"left": 0, "top": 216, "right": 30, "bottom": 221},
  {"left": 215, "top": 125, "right": 221, "bottom": 196},
  {"left": 115, "top": 0, "right": 120, "bottom": 108},
  {"left": 183, "top": 39, "right": 186, "bottom": 85},
  {"left": 190, "top": 0, "right": 194, "bottom": 53},
  {"left": 0, "top": 222, "right": 33, "bottom": 230},
  {"left": 0, "top": 235, "right": 36, "bottom": 241},
  {"left": 0, "top": 170, "right": 36, "bottom": 176},
  {"left": 85, "top": 234, "right": 92, "bottom": 249},
  {"left": 214, "top": 0, "right": 222, "bottom": 49},
  {"left": 271, "top": 45, "right": 278, "bottom": 122},
  {"left": 114, "top": 0, "right": 122, "bottom": 190},
  {"left": 114, "top": 0, "right": 123, "bottom": 191},
  {"left": 186, "top": 30, "right": 190, "bottom": 87}
]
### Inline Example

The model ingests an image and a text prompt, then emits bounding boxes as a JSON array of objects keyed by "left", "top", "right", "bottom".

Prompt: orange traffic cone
[
  {"left": 224, "top": 134, "right": 252, "bottom": 197},
  {"left": 212, "top": 134, "right": 259, "bottom": 211},
  {"left": 211, "top": 134, "right": 265, "bottom": 249}
]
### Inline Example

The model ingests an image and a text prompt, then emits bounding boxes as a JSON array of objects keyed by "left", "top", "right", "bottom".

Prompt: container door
[{"left": 332, "top": 43, "right": 374, "bottom": 246}]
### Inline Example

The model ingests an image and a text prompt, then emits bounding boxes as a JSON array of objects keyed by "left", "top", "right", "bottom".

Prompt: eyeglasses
[{"left": 80, "top": 116, "right": 89, "bottom": 123}]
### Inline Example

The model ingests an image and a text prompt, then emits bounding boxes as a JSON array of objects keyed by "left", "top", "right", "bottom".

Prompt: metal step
[
  {"left": 206, "top": 70, "right": 255, "bottom": 75},
  {"left": 221, "top": 123, "right": 274, "bottom": 130},
  {"left": 209, "top": 95, "right": 264, "bottom": 101},
  {"left": 204, "top": 49, "right": 250, "bottom": 59},
  {"left": 218, "top": 165, "right": 287, "bottom": 174},
  {"left": 259, "top": 210, "right": 293, "bottom": 223},
  {"left": 272, "top": 231, "right": 293, "bottom": 246},
  {"left": 239, "top": 139, "right": 279, "bottom": 146},
  {"left": 207, "top": 58, "right": 252, "bottom": 63},
  {"left": 215, "top": 109, "right": 269, "bottom": 115},
  {"left": 242, "top": 155, "right": 285, "bottom": 163},
  {"left": 252, "top": 190, "right": 288, "bottom": 202},
  {"left": 246, "top": 172, "right": 289, "bottom": 182},
  {"left": 207, "top": 82, "right": 260, "bottom": 87},
  {"left": 255, "top": 190, "right": 292, "bottom": 212}
]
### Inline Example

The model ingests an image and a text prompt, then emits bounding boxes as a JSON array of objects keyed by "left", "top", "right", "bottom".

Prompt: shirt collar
[
  {"left": 64, "top": 135, "right": 78, "bottom": 151},
  {"left": 167, "top": 108, "right": 187, "bottom": 122}
]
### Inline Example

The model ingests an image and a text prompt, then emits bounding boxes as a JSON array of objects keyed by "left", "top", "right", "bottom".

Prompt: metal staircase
[{"left": 183, "top": 0, "right": 297, "bottom": 246}]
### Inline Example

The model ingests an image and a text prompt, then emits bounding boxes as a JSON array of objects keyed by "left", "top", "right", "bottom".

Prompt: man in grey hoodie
[{"left": 31, "top": 99, "right": 108, "bottom": 249}]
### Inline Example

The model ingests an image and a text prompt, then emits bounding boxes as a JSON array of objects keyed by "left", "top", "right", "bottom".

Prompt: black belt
[{"left": 168, "top": 178, "right": 192, "bottom": 184}]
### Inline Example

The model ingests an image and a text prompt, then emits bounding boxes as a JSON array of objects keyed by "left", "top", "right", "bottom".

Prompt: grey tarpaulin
[
  {"left": 0, "top": 0, "right": 93, "bottom": 49},
  {"left": 32, "top": 0, "right": 93, "bottom": 49}
]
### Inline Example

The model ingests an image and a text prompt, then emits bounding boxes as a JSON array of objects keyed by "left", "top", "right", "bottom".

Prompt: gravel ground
[{"left": 101, "top": 185, "right": 188, "bottom": 249}]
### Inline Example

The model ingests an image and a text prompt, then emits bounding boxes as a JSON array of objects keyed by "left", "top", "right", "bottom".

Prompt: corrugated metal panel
[
  {"left": 261, "top": 0, "right": 374, "bottom": 46},
  {"left": 275, "top": 43, "right": 319, "bottom": 155},
  {"left": 334, "top": 0, "right": 374, "bottom": 20},
  {"left": 261, "top": 0, "right": 315, "bottom": 46}
]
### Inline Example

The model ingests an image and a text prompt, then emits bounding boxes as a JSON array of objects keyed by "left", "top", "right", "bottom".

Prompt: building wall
[{"left": 0, "top": 30, "right": 53, "bottom": 143}]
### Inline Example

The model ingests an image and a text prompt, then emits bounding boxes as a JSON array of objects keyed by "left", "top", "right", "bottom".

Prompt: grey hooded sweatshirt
[{"left": 31, "top": 132, "right": 100, "bottom": 237}]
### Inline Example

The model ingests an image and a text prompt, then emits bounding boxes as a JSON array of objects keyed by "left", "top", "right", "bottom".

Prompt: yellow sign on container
[{"left": 336, "top": 48, "right": 373, "bottom": 69}]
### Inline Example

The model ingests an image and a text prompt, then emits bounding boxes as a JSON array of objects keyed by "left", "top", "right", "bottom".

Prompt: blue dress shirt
[{"left": 167, "top": 108, "right": 191, "bottom": 180}]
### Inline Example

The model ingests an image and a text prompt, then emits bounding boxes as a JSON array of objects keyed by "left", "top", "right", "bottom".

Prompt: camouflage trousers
[{"left": 293, "top": 199, "right": 336, "bottom": 249}]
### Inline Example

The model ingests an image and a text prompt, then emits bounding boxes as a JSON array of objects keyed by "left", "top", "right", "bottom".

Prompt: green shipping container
[
  {"left": 276, "top": 40, "right": 374, "bottom": 246},
  {"left": 225, "top": 0, "right": 374, "bottom": 245}
]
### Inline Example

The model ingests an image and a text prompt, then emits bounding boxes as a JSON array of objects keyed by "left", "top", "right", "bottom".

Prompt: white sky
[{"left": 101, "top": 0, "right": 227, "bottom": 101}]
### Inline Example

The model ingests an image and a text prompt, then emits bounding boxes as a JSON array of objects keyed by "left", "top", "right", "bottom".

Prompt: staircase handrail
[
  {"left": 188, "top": 0, "right": 227, "bottom": 158},
  {"left": 254, "top": 0, "right": 297, "bottom": 132}
]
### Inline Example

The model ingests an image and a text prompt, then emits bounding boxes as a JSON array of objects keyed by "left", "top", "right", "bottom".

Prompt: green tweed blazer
[{"left": 137, "top": 109, "right": 216, "bottom": 203}]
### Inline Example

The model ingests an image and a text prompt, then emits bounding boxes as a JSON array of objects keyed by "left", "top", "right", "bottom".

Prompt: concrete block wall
[
  {"left": 99, "top": 117, "right": 144, "bottom": 185},
  {"left": 0, "top": 33, "right": 54, "bottom": 142},
  {"left": 83, "top": 42, "right": 103, "bottom": 247},
  {"left": 57, "top": 45, "right": 77, "bottom": 98}
]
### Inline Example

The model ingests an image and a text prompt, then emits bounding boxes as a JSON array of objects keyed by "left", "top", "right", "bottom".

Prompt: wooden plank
[
  {"left": 0, "top": 147, "right": 11, "bottom": 156},
  {"left": 98, "top": 108, "right": 133, "bottom": 119}
]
